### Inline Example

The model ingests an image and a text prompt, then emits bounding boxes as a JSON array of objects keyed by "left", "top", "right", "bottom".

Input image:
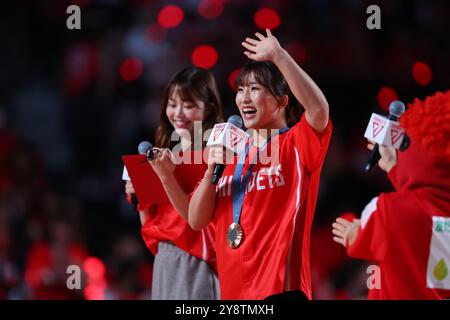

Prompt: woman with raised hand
[{"left": 188, "top": 30, "right": 332, "bottom": 300}]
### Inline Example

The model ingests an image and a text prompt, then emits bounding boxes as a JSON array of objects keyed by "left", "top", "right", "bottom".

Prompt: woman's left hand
[
  {"left": 241, "top": 29, "right": 283, "bottom": 63},
  {"left": 149, "top": 148, "right": 176, "bottom": 182}
]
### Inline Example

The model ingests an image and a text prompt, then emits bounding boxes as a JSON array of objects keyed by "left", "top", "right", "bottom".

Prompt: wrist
[
  {"left": 272, "top": 48, "right": 288, "bottom": 65},
  {"left": 159, "top": 172, "right": 175, "bottom": 186}
]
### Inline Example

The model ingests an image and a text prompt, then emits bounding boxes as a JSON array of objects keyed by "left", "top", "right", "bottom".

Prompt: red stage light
[
  {"left": 412, "top": 61, "right": 432, "bottom": 86},
  {"left": 254, "top": 8, "right": 281, "bottom": 30},
  {"left": 84, "top": 284, "right": 105, "bottom": 300},
  {"left": 83, "top": 257, "right": 106, "bottom": 279},
  {"left": 377, "top": 86, "right": 398, "bottom": 111},
  {"left": 120, "top": 58, "right": 143, "bottom": 82},
  {"left": 191, "top": 45, "right": 219, "bottom": 69},
  {"left": 228, "top": 68, "right": 240, "bottom": 91},
  {"left": 198, "top": 0, "right": 223, "bottom": 20},
  {"left": 158, "top": 5, "right": 184, "bottom": 29}
]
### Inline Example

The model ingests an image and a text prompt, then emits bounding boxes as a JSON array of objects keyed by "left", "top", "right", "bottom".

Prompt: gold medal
[{"left": 227, "top": 223, "right": 244, "bottom": 249}]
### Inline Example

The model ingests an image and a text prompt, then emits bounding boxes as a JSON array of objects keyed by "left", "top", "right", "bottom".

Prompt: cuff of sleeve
[
  {"left": 304, "top": 115, "right": 333, "bottom": 146},
  {"left": 387, "top": 164, "right": 399, "bottom": 190}
]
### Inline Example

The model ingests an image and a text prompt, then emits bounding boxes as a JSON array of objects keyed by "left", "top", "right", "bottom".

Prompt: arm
[
  {"left": 242, "top": 29, "right": 329, "bottom": 132},
  {"left": 188, "top": 164, "right": 217, "bottom": 230},
  {"left": 188, "top": 146, "right": 225, "bottom": 230}
]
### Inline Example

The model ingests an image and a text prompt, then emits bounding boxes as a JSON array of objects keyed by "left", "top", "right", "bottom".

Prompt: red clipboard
[{"left": 122, "top": 151, "right": 208, "bottom": 206}]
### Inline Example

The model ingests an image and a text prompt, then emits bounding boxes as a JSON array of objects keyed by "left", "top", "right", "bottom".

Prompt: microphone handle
[
  {"left": 364, "top": 143, "right": 381, "bottom": 173},
  {"left": 212, "top": 164, "right": 225, "bottom": 184}
]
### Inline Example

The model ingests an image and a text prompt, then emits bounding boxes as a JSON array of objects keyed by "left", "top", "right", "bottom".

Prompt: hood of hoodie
[{"left": 395, "top": 136, "right": 450, "bottom": 204}]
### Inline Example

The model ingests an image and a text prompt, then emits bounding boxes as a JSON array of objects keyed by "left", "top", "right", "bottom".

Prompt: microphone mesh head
[
  {"left": 389, "top": 100, "right": 406, "bottom": 117},
  {"left": 138, "top": 141, "right": 153, "bottom": 155},
  {"left": 227, "top": 115, "right": 243, "bottom": 129}
]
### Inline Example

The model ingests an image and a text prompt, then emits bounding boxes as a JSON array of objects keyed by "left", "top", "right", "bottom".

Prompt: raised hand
[{"left": 241, "top": 29, "right": 283, "bottom": 63}]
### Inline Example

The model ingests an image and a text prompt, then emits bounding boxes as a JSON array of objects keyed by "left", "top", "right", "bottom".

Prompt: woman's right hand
[
  {"left": 367, "top": 140, "right": 397, "bottom": 173},
  {"left": 125, "top": 180, "right": 135, "bottom": 195},
  {"left": 205, "top": 146, "right": 234, "bottom": 176}
]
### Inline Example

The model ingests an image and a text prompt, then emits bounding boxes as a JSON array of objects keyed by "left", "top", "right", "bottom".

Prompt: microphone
[
  {"left": 138, "top": 141, "right": 158, "bottom": 161},
  {"left": 364, "top": 101, "right": 406, "bottom": 173},
  {"left": 209, "top": 115, "right": 245, "bottom": 184}
]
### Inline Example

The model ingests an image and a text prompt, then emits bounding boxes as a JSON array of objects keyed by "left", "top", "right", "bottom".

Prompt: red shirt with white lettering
[{"left": 202, "top": 114, "right": 332, "bottom": 299}]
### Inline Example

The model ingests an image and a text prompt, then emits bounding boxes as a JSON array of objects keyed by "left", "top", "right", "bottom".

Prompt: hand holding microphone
[
  {"left": 366, "top": 141, "right": 397, "bottom": 173},
  {"left": 364, "top": 101, "right": 406, "bottom": 173},
  {"left": 207, "top": 115, "right": 248, "bottom": 184},
  {"left": 138, "top": 140, "right": 176, "bottom": 182},
  {"left": 138, "top": 141, "right": 159, "bottom": 161}
]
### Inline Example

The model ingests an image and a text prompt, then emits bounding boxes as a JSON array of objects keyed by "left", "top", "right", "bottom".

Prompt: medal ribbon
[{"left": 231, "top": 127, "right": 289, "bottom": 225}]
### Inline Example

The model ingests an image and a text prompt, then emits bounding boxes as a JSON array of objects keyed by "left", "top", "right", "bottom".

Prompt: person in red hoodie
[{"left": 332, "top": 90, "right": 450, "bottom": 299}]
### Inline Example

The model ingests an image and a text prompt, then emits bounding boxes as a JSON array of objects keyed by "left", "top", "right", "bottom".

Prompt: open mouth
[
  {"left": 173, "top": 120, "right": 190, "bottom": 128},
  {"left": 242, "top": 107, "right": 257, "bottom": 117}
]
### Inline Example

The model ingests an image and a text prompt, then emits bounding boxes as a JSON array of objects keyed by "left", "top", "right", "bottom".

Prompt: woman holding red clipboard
[
  {"left": 189, "top": 30, "right": 332, "bottom": 300},
  {"left": 125, "top": 66, "right": 223, "bottom": 299}
]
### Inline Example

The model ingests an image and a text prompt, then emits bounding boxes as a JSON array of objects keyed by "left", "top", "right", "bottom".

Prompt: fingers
[
  {"left": 254, "top": 32, "right": 265, "bottom": 40},
  {"left": 332, "top": 222, "right": 347, "bottom": 235},
  {"left": 332, "top": 227, "right": 345, "bottom": 238},
  {"left": 241, "top": 41, "right": 256, "bottom": 52},
  {"left": 244, "top": 51, "right": 256, "bottom": 60},
  {"left": 266, "top": 28, "right": 272, "bottom": 36},
  {"left": 336, "top": 218, "right": 352, "bottom": 227},
  {"left": 207, "top": 146, "right": 226, "bottom": 165},
  {"left": 245, "top": 37, "right": 259, "bottom": 45},
  {"left": 367, "top": 143, "right": 374, "bottom": 151},
  {"left": 332, "top": 236, "right": 345, "bottom": 246}
]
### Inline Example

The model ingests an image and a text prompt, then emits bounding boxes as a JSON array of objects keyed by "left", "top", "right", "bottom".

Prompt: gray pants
[{"left": 151, "top": 241, "right": 220, "bottom": 300}]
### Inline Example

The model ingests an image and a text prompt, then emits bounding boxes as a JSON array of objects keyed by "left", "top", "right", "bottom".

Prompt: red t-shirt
[
  {"left": 140, "top": 203, "right": 217, "bottom": 270},
  {"left": 347, "top": 140, "right": 450, "bottom": 300},
  {"left": 204, "top": 115, "right": 332, "bottom": 299}
]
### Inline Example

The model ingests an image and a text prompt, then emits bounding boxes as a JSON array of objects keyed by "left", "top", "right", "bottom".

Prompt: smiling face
[
  {"left": 165, "top": 86, "right": 205, "bottom": 136},
  {"left": 235, "top": 72, "right": 287, "bottom": 130}
]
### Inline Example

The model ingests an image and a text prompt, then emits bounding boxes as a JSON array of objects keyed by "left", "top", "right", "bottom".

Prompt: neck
[{"left": 251, "top": 120, "right": 287, "bottom": 148}]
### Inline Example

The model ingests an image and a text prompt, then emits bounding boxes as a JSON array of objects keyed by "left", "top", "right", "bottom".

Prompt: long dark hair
[
  {"left": 234, "top": 61, "right": 302, "bottom": 127},
  {"left": 155, "top": 66, "right": 224, "bottom": 148}
]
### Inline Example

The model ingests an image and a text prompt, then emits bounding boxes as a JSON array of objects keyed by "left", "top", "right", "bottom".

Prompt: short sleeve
[
  {"left": 347, "top": 196, "right": 389, "bottom": 262},
  {"left": 287, "top": 114, "right": 333, "bottom": 172}
]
